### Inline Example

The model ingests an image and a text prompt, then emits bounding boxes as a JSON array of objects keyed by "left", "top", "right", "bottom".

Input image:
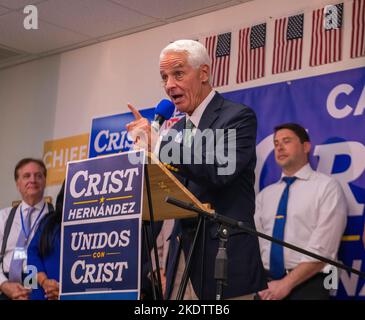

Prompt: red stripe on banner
[
  {"left": 284, "top": 30, "right": 290, "bottom": 72},
  {"left": 237, "top": 29, "right": 243, "bottom": 83},
  {"left": 333, "top": 29, "right": 341, "bottom": 62},
  {"left": 333, "top": 29, "right": 341, "bottom": 61},
  {"left": 351, "top": 0, "right": 356, "bottom": 57},
  {"left": 358, "top": 0, "right": 365, "bottom": 57},
  {"left": 254, "top": 47, "right": 258, "bottom": 79},
  {"left": 315, "top": 9, "right": 320, "bottom": 66},
  {"left": 256, "top": 46, "right": 260, "bottom": 79},
  {"left": 244, "top": 28, "right": 250, "bottom": 82},
  {"left": 333, "top": 28, "right": 337, "bottom": 63},
  {"left": 328, "top": 27, "right": 331, "bottom": 64},
  {"left": 292, "top": 39, "right": 297, "bottom": 71},
  {"left": 256, "top": 45, "right": 261, "bottom": 79},
  {"left": 296, "top": 39, "right": 300, "bottom": 70},
  {"left": 206, "top": 37, "right": 211, "bottom": 80},
  {"left": 330, "top": 29, "right": 333, "bottom": 63},
  {"left": 310, "top": 10, "right": 315, "bottom": 66},
  {"left": 357, "top": 0, "right": 361, "bottom": 57},
  {"left": 261, "top": 46, "right": 265, "bottom": 77},
  {"left": 220, "top": 59, "right": 223, "bottom": 86},
  {"left": 299, "top": 36, "right": 303, "bottom": 69},
  {"left": 219, "top": 56, "right": 224, "bottom": 86},
  {"left": 293, "top": 38, "right": 298, "bottom": 71},
  {"left": 221, "top": 56, "right": 226, "bottom": 86},
  {"left": 280, "top": 18, "right": 287, "bottom": 73},
  {"left": 277, "top": 18, "right": 283, "bottom": 73},
  {"left": 287, "top": 40, "right": 297, "bottom": 71},
  {"left": 252, "top": 43, "right": 257, "bottom": 79},
  {"left": 215, "top": 54, "right": 221, "bottom": 87},
  {"left": 272, "top": 19, "right": 278, "bottom": 74},
  {"left": 338, "top": 28, "right": 342, "bottom": 61},
  {"left": 276, "top": 19, "right": 282, "bottom": 74},
  {"left": 276, "top": 19, "right": 281, "bottom": 74},
  {"left": 215, "top": 52, "right": 221, "bottom": 87},
  {"left": 214, "top": 39, "right": 219, "bottom": 87},
  {"left": 356, "top": 0, "right": 361, "bottom": 57},
  {"left": 209, "top": 36, "right": 215, "bottom": 86},
  {"left": 275, "top": 18, "right": 281, "bottom": 74},
  {"left": 210, "top": 37, "right": 217, "bottom": 87},
  {"left": 316, "top": 9, "right": 324, "bottom": 65},
  {"left": 313, "top": 9, "right": 320, "bottom": 66},
  {"left": 223, "top": 54, "right": 231, "bottom": 85},
  {"left": 249, "top": 41, "right": 253, "bottom": 80},
  {"left": 325, "top": 27, "right": 329, "bottom": 64}
]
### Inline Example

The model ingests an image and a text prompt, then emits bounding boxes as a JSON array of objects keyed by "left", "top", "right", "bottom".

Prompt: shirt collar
[
  {"left": 280, "top": 163, "right": 313, "bottom": 182},
  {"left": 186, "top": 90, "right": 215, "bottom": 128},
  {"left": 21, "top": 199, "right": 45, "bottom": 211}
]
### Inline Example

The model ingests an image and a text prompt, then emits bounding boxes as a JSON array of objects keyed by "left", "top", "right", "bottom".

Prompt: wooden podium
[
  {"left": 142, "top": 152, "right": 214, "bottom": 221},
  {"left": 141, "top": 152, "right": 213, "bottom": 300}
]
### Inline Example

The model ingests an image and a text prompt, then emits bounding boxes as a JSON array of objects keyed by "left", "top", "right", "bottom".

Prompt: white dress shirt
[
  {"left": 154, "top": 89, "right": 215, "bottom": 155},
  {"left": 0, "top": 200, "right": 49, "bottom": 288},
  {"left": 186, "top": 89, "right": 215, "bottom": 132},
  {"left": 150, "top": 91, "right": 216, "bottom": 283},
  {"left": 254, "top": 163, "right": 347, "bottom": 271}
]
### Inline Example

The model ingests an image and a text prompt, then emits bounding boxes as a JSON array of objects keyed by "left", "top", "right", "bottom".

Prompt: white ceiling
[{"left": 0, "top": 0, "right": 252, "bottom": 69}]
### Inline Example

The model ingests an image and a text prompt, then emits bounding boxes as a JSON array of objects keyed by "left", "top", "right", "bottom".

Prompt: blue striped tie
[
  {"left": 9, "top": 206, "right": 35, "bottom": 283},
  {"left": 269, "top": 176, "right": 297, "bottom": 279}
]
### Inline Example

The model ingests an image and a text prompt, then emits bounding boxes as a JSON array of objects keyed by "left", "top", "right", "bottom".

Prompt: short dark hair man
[{"left": 255, "top": 123, "right": 347, "bottom": 300}]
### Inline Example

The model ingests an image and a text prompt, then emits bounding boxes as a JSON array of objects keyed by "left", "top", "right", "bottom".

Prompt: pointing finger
[{"left": 128, "top": 103, "right": 142, "bottom": 120}]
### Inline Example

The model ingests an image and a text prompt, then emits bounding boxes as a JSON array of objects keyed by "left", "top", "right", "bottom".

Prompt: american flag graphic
[
  {"left": 351, "top": 0, "right": 365, "bottom": 58},
  {"left": 237, "top": 23, "right": 266, "bottom": 83},
  {"left": 272, "top": 14, "right": 304, "bottom": 74},
  {"left": 310, "top": 3, "right": 343, "bottom": 66},
  {"left": 205, "top": 32, "right": 231, "bottom": 87}
]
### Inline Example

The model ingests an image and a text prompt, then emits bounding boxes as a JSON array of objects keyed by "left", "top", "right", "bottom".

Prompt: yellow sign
[{"left": 43, "top": 134, "right": 89, "bottom": 186}]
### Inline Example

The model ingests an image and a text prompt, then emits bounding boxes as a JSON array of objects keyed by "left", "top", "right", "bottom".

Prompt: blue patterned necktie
[
  {"left": 9, "top": 206, "right": 35, "bottom": 283},
  {"left": 269, "top": 176, "right": 297, "bottom": 279}
]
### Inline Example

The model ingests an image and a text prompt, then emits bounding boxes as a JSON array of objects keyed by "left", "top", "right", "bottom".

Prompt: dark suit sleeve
[{"left": 174, "top": 106, "right": 257, "bottom": 189}]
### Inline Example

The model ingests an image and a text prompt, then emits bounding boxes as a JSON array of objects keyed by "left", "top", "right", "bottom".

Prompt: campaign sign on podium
[{"left": 59, "top": 150, "right": 144, "bottom": 300}]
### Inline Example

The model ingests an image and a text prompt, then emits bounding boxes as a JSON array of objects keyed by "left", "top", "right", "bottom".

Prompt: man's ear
[
  {"left": 15, "top": 179, "right": 21, "bottom": 193},
  {"left": 199, "top": 64, "right": 210, "bottom": 83},
  {"left": 303, "top": 141, "right": 311, "bottom": 155}
]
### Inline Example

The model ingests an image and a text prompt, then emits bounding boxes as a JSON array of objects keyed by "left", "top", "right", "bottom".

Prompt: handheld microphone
[{"left": 151, "top": 99, "right": 175, "bottom": 132}]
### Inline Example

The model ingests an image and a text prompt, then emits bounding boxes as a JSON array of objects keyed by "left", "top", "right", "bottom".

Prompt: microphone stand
[
  {"left": 165, "top": 196, "right": 365, "bottom": 300},
  {"left": 214, "top": 225, "right": 229, "bottom": 300}
]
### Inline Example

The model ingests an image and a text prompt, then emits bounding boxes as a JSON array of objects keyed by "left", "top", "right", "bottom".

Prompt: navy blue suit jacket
[{"left": 160, "top": 92, "right": 267, "bottom": 299}]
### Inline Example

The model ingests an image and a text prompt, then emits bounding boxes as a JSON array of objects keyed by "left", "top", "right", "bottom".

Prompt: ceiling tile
[
  {"left": 37, "top": 0, "right": 159, "bottom": 38},
  {"left": 0, "top": 5, "right": 10, "bottom": 15},
  {"left": 0, "top": 0, "right": 45, "bottom": 10},
  {"left": 0, "top": 46, "right": 22, "bottom": 60},
  {"left": 0, "top": 0, "right": 251, "bottom": 69},
  {"left": 112, "top": 0, "right": 240, "bottom": 20},
  {"left": 0, "top": 11, "right": 88, "bottom": 53}
]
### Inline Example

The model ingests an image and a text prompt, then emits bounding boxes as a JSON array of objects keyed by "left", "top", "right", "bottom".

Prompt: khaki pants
[{"left": 170, "top": 251, "right": 198, "bottom": 300}]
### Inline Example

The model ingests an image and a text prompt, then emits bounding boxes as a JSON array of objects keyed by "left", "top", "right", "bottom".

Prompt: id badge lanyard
[{"left": 20, "top": 202, "right": 46, "bottom": 244}]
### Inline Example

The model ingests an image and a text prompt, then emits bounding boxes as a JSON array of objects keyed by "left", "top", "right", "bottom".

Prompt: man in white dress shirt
[
  {"left": 0, "top": 158, "right": 49, "bottom": 300},
  {"left": 255, "top": 123, "right": 347, "bottom": 300}
]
